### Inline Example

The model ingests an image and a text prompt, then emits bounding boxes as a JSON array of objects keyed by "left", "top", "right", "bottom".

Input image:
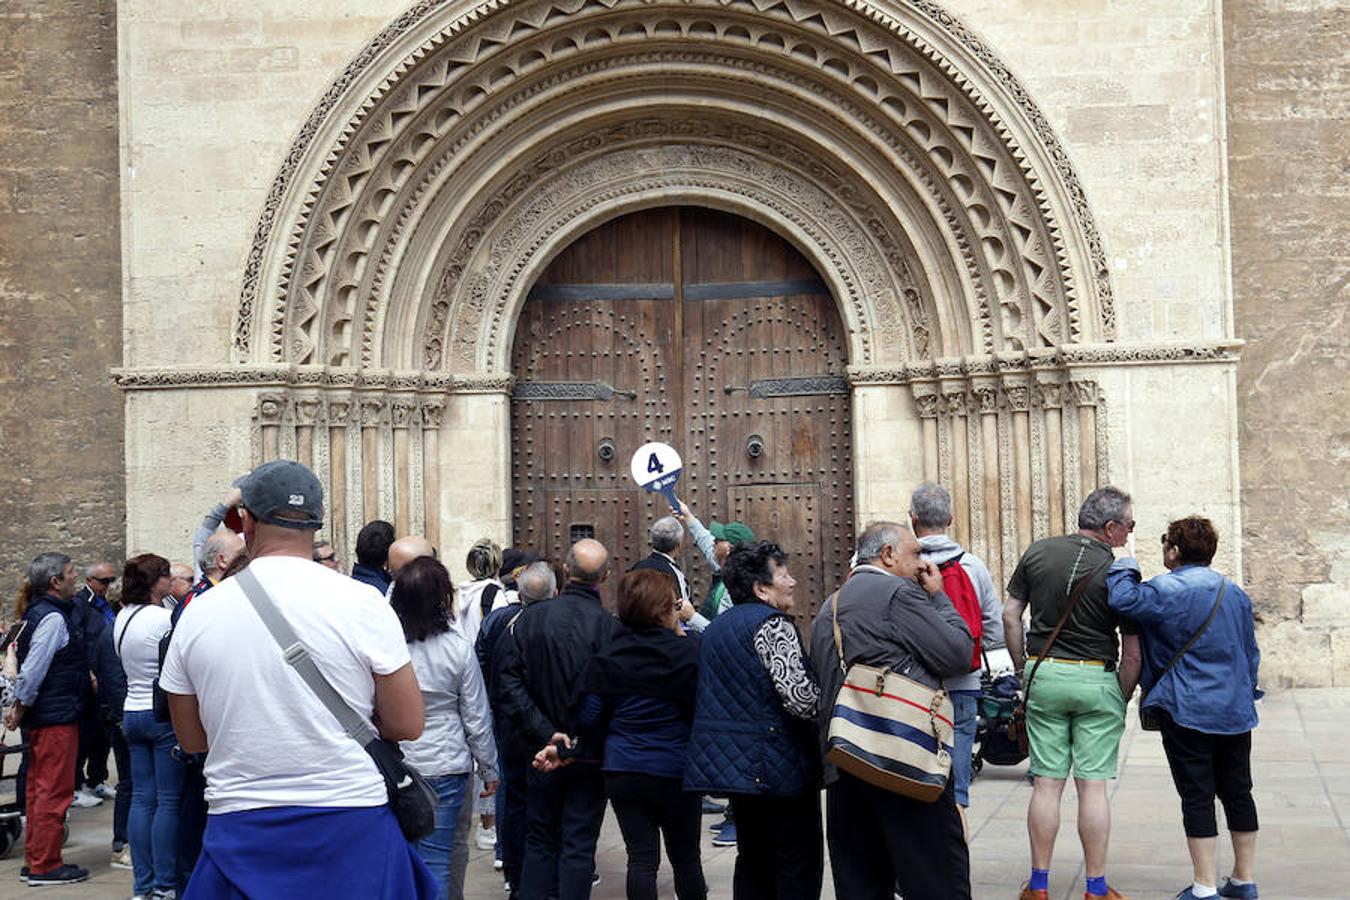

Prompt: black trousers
[
  {"left": 75, "top": 705, "right": 110, "bottom": 789},
  {"left": 728, "top": 790, "right": 823, "bottom": 900},
  {"left": 1159, "top": 713, "right": 1258, "bottom": 838},
  {"left": 177, "top": 755, "right": 209, "bottom": 894},
  {"left": 109, "top": 722, "right": 131, "bottom": 846},
  {"left": 606, "top": 772, "right": 706, "bottom": 900},
  {"left": 519, "top": 763, "right": 606, "bottom": 900},
  {"left": 825, "top": 773, "right": 970, "bottom": 900},
  {"left": 500, "top": 753, "right": 529, "bottom": 895}
]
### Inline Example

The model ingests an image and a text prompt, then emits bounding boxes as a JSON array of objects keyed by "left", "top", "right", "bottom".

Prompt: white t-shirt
[
  {"left": 159, "top": 556, "right": 411, "bottom": 814},
  {"left": 113, "top": 603, "right": 173, "bottom": 712}
]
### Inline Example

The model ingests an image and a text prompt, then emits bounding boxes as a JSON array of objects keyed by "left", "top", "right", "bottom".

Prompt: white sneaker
[
  {"left": 475, "top": 825, "right": 497, "bottom": 851},
  {"left": 494, "top": 858, "right": 503, "bottom": 871},
  {"left": 111, "top": 845, "right": 133, "bottom": 869},
  {"left": 70, "top": 790, "right": 103, "bottom": 808},
  {"left": 91, "top": 782, "right": 117, "bottom": 800}
]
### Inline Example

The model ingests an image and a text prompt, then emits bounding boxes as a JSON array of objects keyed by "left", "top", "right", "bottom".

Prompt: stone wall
[
  {"left": 0, "top": 0, "right": 125, "bottom": 606},
  {"left": 1225, "top": 1, "right": 1350, "bottom": 686}
]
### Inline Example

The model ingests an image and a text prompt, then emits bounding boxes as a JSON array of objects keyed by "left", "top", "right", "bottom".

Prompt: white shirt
[
  {"left": 400, "top": 629, "right": 497, "bottom": 779},
  {"left": 454, "top": 578, "right": 500, "bottom": 643},
  {"left": 159, "top": 556, "right": 411, "bottom": 814},
  {"left": 113, "top": 603, "right": 173, "bottom": 712}
]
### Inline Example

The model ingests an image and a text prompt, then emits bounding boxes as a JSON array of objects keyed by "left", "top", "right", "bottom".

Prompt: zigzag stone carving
[{"left": 233, "top": 0, "right": 1116, "bottom": 370}]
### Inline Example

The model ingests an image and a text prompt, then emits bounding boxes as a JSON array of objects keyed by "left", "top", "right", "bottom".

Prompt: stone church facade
[{"left": 1, "top": 0, "right": 1344, "bottom": 683}]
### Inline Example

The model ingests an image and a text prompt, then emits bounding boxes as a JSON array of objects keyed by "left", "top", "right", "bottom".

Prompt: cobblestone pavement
[{"left": 2, "top": 689, "right": 1346, "bottom": 899}]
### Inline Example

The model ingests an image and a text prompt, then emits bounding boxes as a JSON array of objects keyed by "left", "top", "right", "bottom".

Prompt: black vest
[{"left": 18, "top": 594, "right": 85, "bottom": 727}]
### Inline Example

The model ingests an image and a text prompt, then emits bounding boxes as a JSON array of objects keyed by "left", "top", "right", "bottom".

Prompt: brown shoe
[
  {"left": 1084, "top": 889, "right": 1129, "bottom": 900},
  {"left": 1019, "top": 887, "right": 1049, "bottom": 900}
]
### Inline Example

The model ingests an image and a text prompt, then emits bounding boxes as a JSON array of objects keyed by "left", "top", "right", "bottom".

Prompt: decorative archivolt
[{"left": 234, "top": 0, "right": 1117, "bottom": 374}]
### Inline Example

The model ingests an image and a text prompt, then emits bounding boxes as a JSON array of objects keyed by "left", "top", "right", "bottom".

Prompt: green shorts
[{"left": 1025, "top": 660, "right": 1126, "bottom": 780}]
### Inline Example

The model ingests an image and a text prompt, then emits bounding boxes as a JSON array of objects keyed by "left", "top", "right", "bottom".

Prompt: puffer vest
[
  {"left": 18, "top": 595, "right": 86, "bottom": 727},
  {"left": 684, "top": 602, "right": 818, "bottom": 796}
]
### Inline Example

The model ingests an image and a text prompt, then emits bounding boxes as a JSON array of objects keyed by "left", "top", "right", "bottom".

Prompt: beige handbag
[{"left": 824, "top": 592, "right": 955, "bottom": 803}]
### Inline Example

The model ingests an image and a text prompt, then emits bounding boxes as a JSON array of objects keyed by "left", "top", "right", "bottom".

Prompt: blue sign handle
[{"left": 644, "top": 468, "right": 682, "bottom": 513}]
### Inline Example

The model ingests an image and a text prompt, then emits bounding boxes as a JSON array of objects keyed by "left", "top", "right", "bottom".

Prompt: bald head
[
  {"left": 387, "top": 535, "right": 436, "bottom": 577},
  {"left": 565, "top": 539, "right": 610, "bottom": 585},
  {"left": 201, "top": 530, "right": 245, "bottom": 580}
]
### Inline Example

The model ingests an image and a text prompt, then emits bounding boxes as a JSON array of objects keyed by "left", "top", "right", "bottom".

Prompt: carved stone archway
[{"left": 110, "top": 0, "right": 1236, "bottom": 580}]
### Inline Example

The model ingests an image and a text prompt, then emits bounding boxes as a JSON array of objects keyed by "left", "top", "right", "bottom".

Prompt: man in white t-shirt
[{"left": 160, "top": 459, "right": 437, "bottom": 898}]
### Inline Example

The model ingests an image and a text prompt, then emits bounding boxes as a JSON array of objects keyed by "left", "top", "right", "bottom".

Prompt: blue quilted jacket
[{"left": 684, "top": 602, "right": 818, "bottom": 796}]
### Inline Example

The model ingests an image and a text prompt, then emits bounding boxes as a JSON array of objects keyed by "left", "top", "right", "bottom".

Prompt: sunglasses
[
  {"left": 316, "top": 553, "right": 337, "bottom": 563},
  {"left": 91, "top": 576, "right": 116, "bottom": 586}
]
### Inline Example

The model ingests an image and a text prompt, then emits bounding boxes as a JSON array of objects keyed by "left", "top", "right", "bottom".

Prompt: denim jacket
[{"left": 1107, "top": 559, "right": 1261, "bottom": 735}]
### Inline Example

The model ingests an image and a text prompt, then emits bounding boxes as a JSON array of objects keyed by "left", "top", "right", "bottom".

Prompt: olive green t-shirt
[{"left": 1007, "top": 534, "right": 1133, "bottom": 663}]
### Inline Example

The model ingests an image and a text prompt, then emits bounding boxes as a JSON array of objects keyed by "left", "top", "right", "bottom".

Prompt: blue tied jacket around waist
[
  {"left": 684, "top": 602, "right": 818, "bottom": 796},
  {"left": 1107, "top": 559, "right": 1262, "bottom": 735}
]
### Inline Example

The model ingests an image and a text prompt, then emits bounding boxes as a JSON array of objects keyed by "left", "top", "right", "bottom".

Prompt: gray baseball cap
[{"left": 239, "top": 459, "right": 324, "bottom": 530}]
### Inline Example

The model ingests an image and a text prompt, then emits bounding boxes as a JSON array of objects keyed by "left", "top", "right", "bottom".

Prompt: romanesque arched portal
[{"left": 217, "top": 0, "right": 1138, "bottom": 581}]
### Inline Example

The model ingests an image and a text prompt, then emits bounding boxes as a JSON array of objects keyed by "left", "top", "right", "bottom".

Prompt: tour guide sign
[{"left": 630, "top": 441, "right": 682, "bottom": 513}]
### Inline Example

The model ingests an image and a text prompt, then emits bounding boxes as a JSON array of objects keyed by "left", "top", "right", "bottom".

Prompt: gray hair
[
  {"left": 1077, "top": 486, "right": 1133, "bottom": 531},
  {"left": 29, "top": 553, "right": 71, "bottom": 594},
  {"left": 200, "top": 531, "right": 237, "bottom": 575},
  {"left": 910, "top": 482, "right": 953, "bottom": 530},
  {"left": 855, "top": 522, "right": 909, "bottom": 565},
  {"left": 650, "top": 516, "right": 684, "bottom": 554},
  {"left": 84, "top": 562, "right": 113, "bottom": 578},
  {"left": 517, "top": 561, "right": 557, "bottom": 603}
]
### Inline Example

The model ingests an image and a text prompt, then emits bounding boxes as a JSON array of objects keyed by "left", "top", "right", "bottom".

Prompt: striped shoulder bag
[{"left": 824, "top": 591, "right": 955, "bottom": 803}]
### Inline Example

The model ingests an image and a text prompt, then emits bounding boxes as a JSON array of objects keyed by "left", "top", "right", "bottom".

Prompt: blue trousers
[
  {"left": 415, "top": 773, "right": 470, "bottom": 895},
  {"left": 124, "top": 709, "right": 187, "bottom": 895}
]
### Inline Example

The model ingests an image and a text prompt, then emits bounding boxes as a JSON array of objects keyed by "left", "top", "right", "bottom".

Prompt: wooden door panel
[
  {"left": 512, "top": 206, "right": 854, "bottom": 614},
  {"left": 726, "top": 483, "right": 823, "bottom": 630}
]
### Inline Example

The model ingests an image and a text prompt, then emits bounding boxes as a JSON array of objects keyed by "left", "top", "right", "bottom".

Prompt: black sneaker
[
  {"left": 26, "top": 864, "right": 89, "bottom": 886},
  {"left": 17, "top": 866, "right": 27, "bottom": 882}
]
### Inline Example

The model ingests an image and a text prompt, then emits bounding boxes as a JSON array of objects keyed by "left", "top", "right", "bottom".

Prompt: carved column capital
[
  {"left": 971, "top": 382, "right": 999, "bottom": 414},
  {"left": 257, "top": 393, "right": 289, "bottom": 425},
  {"left": 294, "top": 396, "right": 323, "bottom": 426},
  {"left": 909, "top": 381, "right": 941, "bottom": 419},
  {"left": 1035, "top": 376, "right": 1065, "bottom": 409},
  {"left": 420, "top": 401, "right": 445, "bottom": 429},
  {"left": 1004, "top": 383, "right": 1032, "bottom": 413},
  {"left": 1069, "top": 379, "right": 1099, "bottom": 407},
  {"left": 327, "top": 398, "right": 353, "bottom": 426},
  {"left": 360, "top": 398, "right": 387, "bottom": 426},
  {"left": 391, "top": 399, "right": 418, "bottom": 428},
  {"left": 940, "top": 385, "right": 968, "bottom": 416}
]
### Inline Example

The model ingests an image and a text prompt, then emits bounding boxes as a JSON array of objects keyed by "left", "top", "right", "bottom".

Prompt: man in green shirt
[{"left": 1005, "top": 486, "right": 1142, "bottom": 900}]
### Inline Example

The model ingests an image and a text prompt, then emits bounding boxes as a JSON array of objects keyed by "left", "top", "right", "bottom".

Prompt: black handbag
[
  {"left": 1139, "top": 581, "right": 1227, "bottom": 731},
  {"left": 236, "top": 567, "right": 437, "bottom": 842}
]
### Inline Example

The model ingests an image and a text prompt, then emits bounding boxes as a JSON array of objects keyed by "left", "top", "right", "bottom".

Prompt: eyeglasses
[
  {"left": 316, "top": 553, "right": 337, "bottom": 563},
  {"left": 91, "top": 577, "right": 116, "bottom": 586},
  {"left": 1108, "top": 518, "right": 1135, "bottom": 533}
]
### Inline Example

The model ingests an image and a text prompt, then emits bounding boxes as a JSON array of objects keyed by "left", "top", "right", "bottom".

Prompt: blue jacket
[
  {"left": 684, "top": 602, "right": 818, "bottom": 796},
  {"left": 579, "top": 693, "right": 691, "bottom": 780},
  {"left": 18, "top": 595, "right": 86, "bottom": 727},
  {"left": 351, "top": 563, "right": 391, "bottom": 595},
  {"left": 1107, "top": 560, "right": 1261, "bottom": 734}
]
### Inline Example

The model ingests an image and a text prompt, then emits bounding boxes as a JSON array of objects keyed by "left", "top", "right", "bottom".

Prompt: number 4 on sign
[{"left": 630, "top": 442, "right": 683, "bottom": 513}]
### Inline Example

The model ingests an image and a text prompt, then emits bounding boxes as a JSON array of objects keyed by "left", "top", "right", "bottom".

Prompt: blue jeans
[
  {"left": 124, "top": 709, "right": 187, "bottom": 894},
  {"left": 950, "top": 690, "right": 980, "bottom": 807},
  {"left": 415, "top": 773, "right": 470, "bottom": 894}
]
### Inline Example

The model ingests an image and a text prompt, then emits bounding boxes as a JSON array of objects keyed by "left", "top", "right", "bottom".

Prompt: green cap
[{"left": 709, "top": 521, "right": 755, "bottom": 545}]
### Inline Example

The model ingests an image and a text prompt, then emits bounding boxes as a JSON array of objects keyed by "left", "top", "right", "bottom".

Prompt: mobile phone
[{"left": 0, "top": 621, "right": 27, "bottom": 654}]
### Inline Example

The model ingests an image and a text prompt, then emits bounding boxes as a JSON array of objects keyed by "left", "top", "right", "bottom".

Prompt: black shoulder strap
[
  {"left": 1154, "top": 580, "right": 1228, "bottom": 685},
  {"left": 480, "top": 582, "right": 501, "bottom": 619},
  {"left": 115, "top": 605, "right": 150, "bottom": 659}
]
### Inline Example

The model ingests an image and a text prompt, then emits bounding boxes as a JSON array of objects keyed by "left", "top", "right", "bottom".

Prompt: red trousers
[{"left": 25, "top": 723, "right": 77, "bottom": 873}]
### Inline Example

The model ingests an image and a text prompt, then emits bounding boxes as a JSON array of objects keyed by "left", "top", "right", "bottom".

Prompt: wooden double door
[{"left": 509, "top": 207, "right": 855, "bottom": 627}]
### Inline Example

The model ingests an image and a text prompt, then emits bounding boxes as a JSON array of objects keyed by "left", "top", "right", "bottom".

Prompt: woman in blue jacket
[
  {"left": 1107, "top": 516, "right": 1261, "bottom": 900},
  {"left": 573, "top": 569, "right": 706, "bottom": 900}
]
